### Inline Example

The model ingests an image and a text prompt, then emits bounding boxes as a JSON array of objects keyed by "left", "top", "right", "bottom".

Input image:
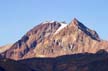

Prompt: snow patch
[
  {"left": 42, "top": 20, "right": 55, "bottom": 24},
  {"left": 54, "top": 22, "right": 68, "bottom": 34}
]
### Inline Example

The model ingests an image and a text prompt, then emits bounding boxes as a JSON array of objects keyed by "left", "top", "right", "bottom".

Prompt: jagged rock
[{"left": 1, "top": 18, "right": 108, "bottom": 60}]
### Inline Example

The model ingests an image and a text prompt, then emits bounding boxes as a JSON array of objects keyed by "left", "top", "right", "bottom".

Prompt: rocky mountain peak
[
  {"left": 71, "top": 18, "right": 88, "bottom": 30},
  {"left": 1, "top": 19, "right": 108, "bottom": 60},
  {"left": 71, "top": 18, "right": 79, "bottom": 26},
  {"left": 70, "top": 18, "right": 100, "bottom": 41}
]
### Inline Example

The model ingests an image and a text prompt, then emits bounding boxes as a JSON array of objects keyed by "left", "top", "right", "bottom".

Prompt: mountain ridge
[{"left": 0, "top": 18, "right": 108, "bottom": 60}]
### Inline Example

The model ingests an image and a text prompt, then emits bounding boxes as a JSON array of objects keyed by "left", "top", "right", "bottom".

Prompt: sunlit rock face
[
  {"left": 1, "top": 18, "right": 108, "bottom": 60},
  {"left": 0, "top": 44, "right": 12, "bottom": 53}
]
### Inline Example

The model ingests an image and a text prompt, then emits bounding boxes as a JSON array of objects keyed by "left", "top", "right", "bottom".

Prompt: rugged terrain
[
  {"left": 0, "top": 18, "right": 108, "bottom": 71},
  {"left": 1, "top": 18, "right": 108, "bottom": 60},
  {"left": 0, "top": 44, "right": 12, "bottom": 54}
]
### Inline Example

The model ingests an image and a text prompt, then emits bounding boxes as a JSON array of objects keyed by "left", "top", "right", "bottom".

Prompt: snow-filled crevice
[{"left": 54, "top": 22, "right": 68, "bottom": 34}]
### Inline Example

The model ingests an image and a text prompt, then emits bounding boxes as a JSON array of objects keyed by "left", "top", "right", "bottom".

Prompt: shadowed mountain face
[
  {"left": 0, "top": 50, "right": 108, "bottom": 71},
  {"left": 0, "top": 59, "right": 33, "bottom": 71},
  {"left": 1, "top": 18, "right": 108, "bottom": 60}
]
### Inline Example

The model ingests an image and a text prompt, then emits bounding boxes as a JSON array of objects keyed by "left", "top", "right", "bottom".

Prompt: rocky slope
[
  {"left": 1, "top": 18, "right": 108, "bottom": 60},
  {"left": 0, "top": 44, "right": 12, "bottom": 53}
]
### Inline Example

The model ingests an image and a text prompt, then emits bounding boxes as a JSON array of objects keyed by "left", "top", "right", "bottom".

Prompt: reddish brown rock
[
  {"left": 1, "top": 18, "right": 108, "bottom": 60},
  {"left": 0, "top": 44, "right": 12, "bottom": 53}
]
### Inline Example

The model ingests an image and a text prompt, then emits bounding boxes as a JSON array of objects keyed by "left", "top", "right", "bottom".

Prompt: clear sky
[{"left": 0, "top": 0, "right": 108, "bottom": 46}]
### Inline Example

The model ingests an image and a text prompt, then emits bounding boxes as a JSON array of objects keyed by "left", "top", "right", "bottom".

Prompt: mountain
[
  {"left": 0, "top": 18, "right": 108, "bottom": 71},
  {"left": 1, "top": 18, "right": 108, "bottom": 60}
]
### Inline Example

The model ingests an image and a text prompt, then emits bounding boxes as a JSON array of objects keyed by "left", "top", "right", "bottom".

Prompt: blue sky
[{"left": 0, "top": 0, "right": 108, "bottom": 45}]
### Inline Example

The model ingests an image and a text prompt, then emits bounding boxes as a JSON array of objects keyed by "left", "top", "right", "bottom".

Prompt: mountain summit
[
  {"left": 71, "top": 18, "right": 100, "bottom": 40},
  {"left": 1, "top": 18, "right": 108, "bottom": 60}
]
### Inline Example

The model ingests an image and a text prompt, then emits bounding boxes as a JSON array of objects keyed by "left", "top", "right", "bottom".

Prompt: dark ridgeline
[{"left": 0, "top": 50, "right": 108, "bottom": 71}]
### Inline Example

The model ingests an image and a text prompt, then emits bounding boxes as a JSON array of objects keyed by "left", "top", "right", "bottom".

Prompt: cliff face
[{"left": 2, "top": 18, "right": 108, "bottom": 60}]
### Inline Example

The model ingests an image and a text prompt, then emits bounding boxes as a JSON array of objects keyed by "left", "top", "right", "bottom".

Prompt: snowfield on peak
[
  {"left": 54, "top": 22, "right": 68, "bottom": 34},
  {"left": 41, "top": 20, "right": 68, "bottom": 35},
  {"left": 42, "top": 20, "right": 55, "bottom": 24}
]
